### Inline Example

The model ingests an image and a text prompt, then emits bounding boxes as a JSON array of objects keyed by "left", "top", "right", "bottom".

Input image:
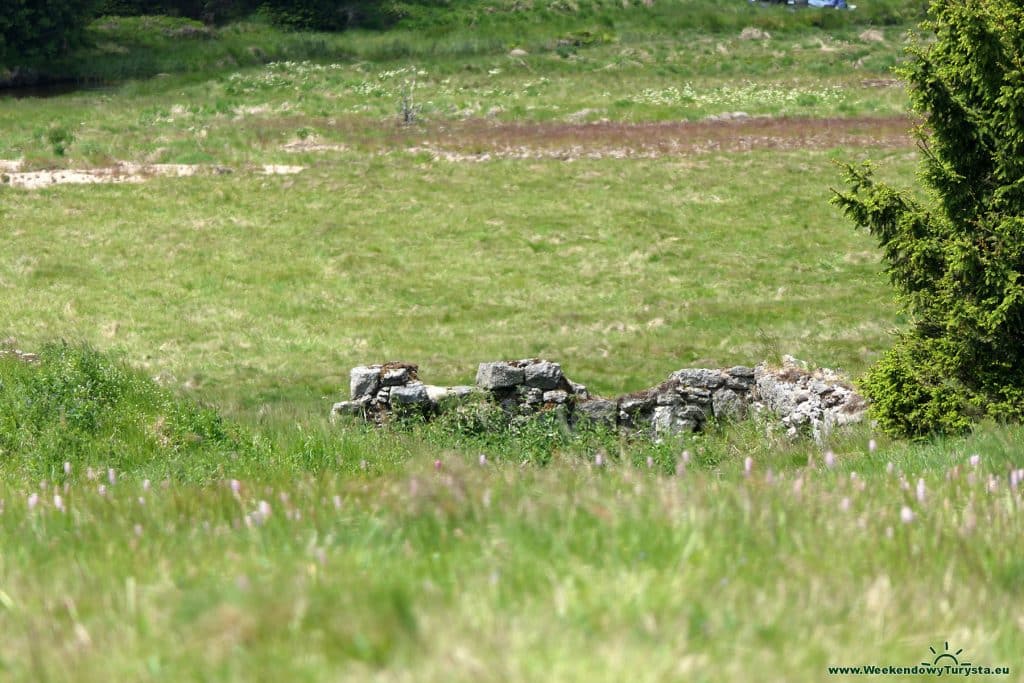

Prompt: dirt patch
[
  {"left": 282, "top": 137, "right": 349, "bottom": 153},
  {"left": 387, "top": 115, "right": 915, "bottom": 162},
  {"left": 0, "top": 161, "right": 303, "bottom": 190}
]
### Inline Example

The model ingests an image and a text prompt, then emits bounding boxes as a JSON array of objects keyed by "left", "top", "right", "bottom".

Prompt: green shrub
[
  {"left": 257, "top": 0, "right": 449, "bottom": 31},
  {"left": 0, "top": 341, "right": 248, "bottom": 480},
  {"left": 45, "top": 124, "right": 75, "bottom": 155},
  {"left": 834, "top": 0, "right": 1024, "bottom": 437}
]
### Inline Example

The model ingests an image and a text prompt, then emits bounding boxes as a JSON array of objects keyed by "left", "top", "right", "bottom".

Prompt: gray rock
[
  {"left": 680, "top": 404, "right": 709, "bottom": 423},
  {"left": 655, "top": 389, "right": 682, "bottom": 406},
  {"left": 676, "top": 386, "right": 713, "bottom": 407},
  {"left": 424, "top": 385, "right": 451, "bottom": 404},
  {"left": 381, "top": 364, "right": 417, "bottom": 387},
  {"left": 712, "top": 388, "right": 747, "bottom": 421},
  {"left": 754, "top": 363, "right": 867, "bottom": 441},
  {"left": 725, "top": 366, "right": 756, "bottom": 391},
  {"left": 519, "top": 386, "right": 545, "bottom": 406},
  {"left": 331, "top": 397, "right": 369, "bottom": 418},
  {"left": 569, "top": 381, "right": 589, "bottom": 399},
  {"left": 619, "top": 394, "right": 655, "bottom": 428},
  {"left": 543, "top": 389, "right": 569, "bottom": 404},
  {"left": 576, "top": 399, "right": 617, "bottom": 426},
  {"left": 448, "top": 385, "right": 477, "bottom": 399},
  {"left": 334, "top": 358, "right": 865, "bottom": 441},
  {"left": 389, "top": 383, "right": 430, "bottom": 406},
  {"left": 652, "top": 406, "right": 700, "bottom": 437},
  {"left": 476, "top": 362, "right": 525, "bottom": 390},
  {"left": 670, "top": 368, "right": 725, "bottom": 389},
  {"left": 524, "top": 361, "right": 565, "bottom": 390},
  {"left": 350, "top": 365, "right": 381, "bottom": 400},
  {"left": 423, "top": 384, "right": 478, "bottom": 407}
]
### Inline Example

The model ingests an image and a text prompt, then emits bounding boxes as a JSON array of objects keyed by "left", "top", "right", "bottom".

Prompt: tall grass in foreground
[
  {"left": 2, "top": 283, "right": 1022, "bottom": 682},
  {"left": 2, "top": 441, "right": 1022, "bottom": 681}
]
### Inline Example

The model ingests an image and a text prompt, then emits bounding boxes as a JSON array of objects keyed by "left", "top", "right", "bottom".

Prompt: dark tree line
[
  {"left": 1, "top": 0, "right": 101, "bottom": 63},
  {"left": 1, "top": 1, "right": 440, "bottom": 65}
]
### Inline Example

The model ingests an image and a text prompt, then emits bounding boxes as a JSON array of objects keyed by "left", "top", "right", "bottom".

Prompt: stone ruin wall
[{"left": 332, "top": 356, "right": 868, "bottom": 441}]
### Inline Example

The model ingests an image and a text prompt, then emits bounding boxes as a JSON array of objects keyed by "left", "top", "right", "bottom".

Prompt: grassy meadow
[{"left": 2, "top": 3, "right": 1023, "bottom": 681}]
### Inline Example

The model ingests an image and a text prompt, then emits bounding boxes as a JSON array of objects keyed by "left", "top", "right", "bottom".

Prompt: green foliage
[
  {"left": 0, "top": 342, "right": 247, "bottom": 480},
  {"left": 44, "top": 123, "right": 74, "bottom": 155},
  {"left": 0, "top": 0, "right": 99, "bottom": 64},
  {"left": 257, "top": 0, "right": 448, "bottom": 32},
  {"left": 834, "top": 0, "right": 1024, "bottom": 437}
]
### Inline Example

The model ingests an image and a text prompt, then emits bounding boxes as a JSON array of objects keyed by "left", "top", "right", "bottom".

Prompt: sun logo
[{"left": 922, "top": 642, "right": 971, "bottom": 668}]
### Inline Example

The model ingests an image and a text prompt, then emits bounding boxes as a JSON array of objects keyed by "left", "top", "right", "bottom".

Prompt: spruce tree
[{"left": 833, "top": 0, "right": 1024, "bottom": 437}]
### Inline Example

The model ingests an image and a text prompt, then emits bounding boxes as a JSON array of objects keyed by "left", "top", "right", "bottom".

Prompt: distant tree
[
  {"left": 833, "top": 0, "right": 1024, "bottom": 437},
  {"left": 0, "top": 0, "right": 99, "bottom": 64}
]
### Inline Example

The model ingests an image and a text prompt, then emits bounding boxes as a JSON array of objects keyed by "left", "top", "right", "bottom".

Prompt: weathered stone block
[
  {"left": 725, "top": 366, "right": 756, "bottom": 391},
  {"left": 331, "top": 397, "right": 369, "bottom": 419},
  {"left": 524, "top": 361, "right": 565, "bottom": 390},
  {"left": 569, "top": 381, "right": 589, "bottom": 399},
  {"left": 519, "top": 386, "right": 545, "bottom": 406},
  {"left": 670, "top": 368, "right": 726, "bottom": 389},
  {"left": 389, "top": 383, "right": 430, "bottom": 406},
  {"left": 476, "top": 362, "right": 525, "bottom": 390},
  {"left": 712, "top": 388, "right": 747, "bottom": 421},
  {"left": 727, "top": 365, "right": 755, "bottom": 378},
  {"left": 543, "top": 389, "right": 569, "bottom": 404},
  {"left": 652, "top": 406, "right": 700, "bottom": 437},
  {"left": 448, "top": 385, "right": 477, "bottom": 399},
  {"left": 381, "top": 363, "right": 417, "bottom": 387},
  {"left": 350, "top": 365, "right": 381, "bottom": 400},
  {"left": 576, "top": 398, "right": 617, "bottom": 426},
  {"left": 676, "top": 387, "right": 713, "bottom": 407},
  {"left": 619, "top": 394, "right": 655, "bottom": 428},
  {"left": 655, "top": 388, "right": 682, "bottom": 406},
  {"left": 421, "top": 385, "right": 476, "bottom": 404}
]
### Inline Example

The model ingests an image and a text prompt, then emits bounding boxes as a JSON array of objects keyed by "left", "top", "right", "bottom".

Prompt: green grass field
[{"left": 2, "top": 4, "right": 1023, "bottom": 681}]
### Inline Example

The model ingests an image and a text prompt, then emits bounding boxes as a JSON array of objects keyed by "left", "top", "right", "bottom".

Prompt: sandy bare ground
[
  {"left": 387, "top": 115, "right": 916, "bottom": 161},
  {"left": 0, "top": 161, "right": 303, "bottom": 190}
]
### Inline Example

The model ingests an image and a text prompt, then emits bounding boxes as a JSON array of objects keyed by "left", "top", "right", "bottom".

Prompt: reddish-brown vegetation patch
[{"left": 386, "top": 115, "right": 915, "bottom": 161}]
